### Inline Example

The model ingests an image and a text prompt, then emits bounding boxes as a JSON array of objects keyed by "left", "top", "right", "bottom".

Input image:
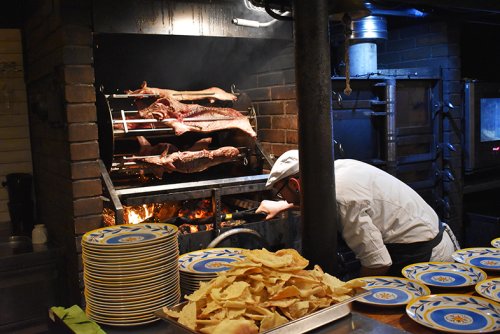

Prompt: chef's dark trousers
[{"left": 385, "top": 222, "right": 445, "bottom": 277}]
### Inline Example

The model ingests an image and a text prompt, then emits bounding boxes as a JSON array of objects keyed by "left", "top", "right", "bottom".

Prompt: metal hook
[{"left": 332, "top": 91, "right": 343, "bottom": 107}]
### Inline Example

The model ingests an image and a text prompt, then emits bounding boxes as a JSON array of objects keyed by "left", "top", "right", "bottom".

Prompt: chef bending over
[{"left": 256, "top": 150, "right": 460, "bottom": 277}]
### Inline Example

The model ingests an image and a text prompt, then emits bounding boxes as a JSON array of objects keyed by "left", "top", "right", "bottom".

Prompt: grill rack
[{"left": 96, "top": 87, "right": 274, "bottom": 229}]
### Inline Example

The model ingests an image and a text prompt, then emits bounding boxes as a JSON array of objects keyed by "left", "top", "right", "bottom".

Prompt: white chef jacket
[{"left": 334, "top": 159, "right": 451, "bottom": 268}]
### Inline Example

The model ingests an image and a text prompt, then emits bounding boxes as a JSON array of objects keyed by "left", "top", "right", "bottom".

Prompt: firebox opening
[{"left": 93, "top": 33, "right": 290, "bottom": 94}]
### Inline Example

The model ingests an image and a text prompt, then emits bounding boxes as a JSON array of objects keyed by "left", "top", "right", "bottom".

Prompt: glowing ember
[
  {"left": 102, "top": 199, "right": 233, "bottom": 233},
  {"left": 178, "top": 199, "right": 213, "bottom": 220},
  {"left": 124, "top": 204, "right": 154, "bottom": 224}
]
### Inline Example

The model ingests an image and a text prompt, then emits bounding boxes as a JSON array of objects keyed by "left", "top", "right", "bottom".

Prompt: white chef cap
[{"left": 265, "top": 150, "right": 299, "bottom": 189}]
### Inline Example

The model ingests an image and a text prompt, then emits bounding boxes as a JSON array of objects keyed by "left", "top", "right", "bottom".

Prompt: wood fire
[{"left": 102, "top": 199, "right": 231, "bottom": 233}]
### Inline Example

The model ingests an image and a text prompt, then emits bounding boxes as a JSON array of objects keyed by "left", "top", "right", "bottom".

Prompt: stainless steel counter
[{"left": 102, "top": 312, "right": 410, "bottom": 334}]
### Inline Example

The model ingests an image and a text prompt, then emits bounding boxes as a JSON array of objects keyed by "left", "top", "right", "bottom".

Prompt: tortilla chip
[
  {"left": 259, "top": 311, "right": 289, "bottom": 332},
  {"left": 212, "top": 319, "right": 259, "bottom": 334}
]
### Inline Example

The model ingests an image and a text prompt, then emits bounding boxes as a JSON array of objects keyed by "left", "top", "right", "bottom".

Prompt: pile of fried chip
[{"left": 163, "top": 248, "right": 365, "bottom": 334}]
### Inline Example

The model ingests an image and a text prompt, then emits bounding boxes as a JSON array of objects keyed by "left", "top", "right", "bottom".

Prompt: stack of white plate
[
  {"left": 82, "top": 223, "right": 180, "bottom": 326},
  {"left": 178, "top": 248, "right": 245, "bottom": 296}
]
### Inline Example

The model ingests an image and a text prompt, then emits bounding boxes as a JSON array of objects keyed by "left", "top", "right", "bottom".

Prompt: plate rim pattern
[
  {"left": 452, "top": 248, "right": 500, "bottom": 271},
  {"left": 178, "top": 247, "right": 245, "bottom": 274},
  {"left": 357, "top": 276, "right": 431, "bottom": 306},
  {"left": 406, "top": 294, "right": 500, "bottom": 333},
  {"left": 476, "top": 278, "right": 500, "bottom": 303},
  {"left": 401, "top": 261, "right": 487, "bottom": 288}
]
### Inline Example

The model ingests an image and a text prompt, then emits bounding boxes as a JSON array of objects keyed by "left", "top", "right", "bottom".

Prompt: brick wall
[
  {"left": 23, "top": 0, "right": 100, "bottom": 305},
  {"left": 378, "top": 20, "right": 463, "bottom": 240},
  {"left": 241, "top": 43, "right": 299, "bottom": 158},
  {"left": 0, "top": 29, "right": 31, "bottom": 230}
]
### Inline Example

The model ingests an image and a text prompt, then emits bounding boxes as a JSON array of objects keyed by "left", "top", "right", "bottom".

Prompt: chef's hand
[{"left": 256, "top": 200, "right": 294, "bottom": 220}]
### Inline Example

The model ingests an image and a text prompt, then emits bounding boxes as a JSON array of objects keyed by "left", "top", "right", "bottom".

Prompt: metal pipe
[
  {"left": 385, "top": 79, "right": 397, "bottom": 175},
  {"left": 348, "top": 42, "right": 377, "bottom": 76},
  {"left": 293, "top": 0, "right": 337, "bottom": 274},
  {"left": 207, "top": 228, "right": 267, "bottom": 249},
  {"left": 232, "top": 11, "right": 290, "bottom": 28}
]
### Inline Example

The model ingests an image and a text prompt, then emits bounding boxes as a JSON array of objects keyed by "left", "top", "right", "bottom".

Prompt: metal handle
[{"left": 207, "top": 228, "right": 267, "bottom": 248}]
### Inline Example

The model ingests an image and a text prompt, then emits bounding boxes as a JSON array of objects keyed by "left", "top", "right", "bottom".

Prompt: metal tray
[{"left": 154, "top": 288, "right": 369, "bottom": 333}]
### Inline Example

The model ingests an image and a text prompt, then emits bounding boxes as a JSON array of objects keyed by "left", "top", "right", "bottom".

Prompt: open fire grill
[{"left": 96, "top": 85, "right": 299, "bottom": 252}]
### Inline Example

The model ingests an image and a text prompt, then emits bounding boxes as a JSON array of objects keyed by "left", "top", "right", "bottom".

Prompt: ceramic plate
[
  {"left": 406, "top": 294, "right": 500, "bottom": 333},
  {"left": 356, "top": 276, "right": 431, "bottom": 307},
  {"left": 82, "top": 223, "right": 177, "bottom": 246},
  {"left": 402, "top": 262, "right": 487, "bottom": 288},
  {"left": 476, "top": 278, "right": 500, "bottom": 303},
  {"left": 178, "top": 248, "right": 245, "bottom": 274},
  {"left": 491, "top": 238, "right": 500, "bottom": 248},
  {"left": 452, "top": 248, "right": 500, "bottom": 272}
]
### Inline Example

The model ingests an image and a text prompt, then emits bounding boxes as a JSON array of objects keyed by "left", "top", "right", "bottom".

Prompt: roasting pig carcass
[
  {"left": 133, "top": 137, "right": 239, "bottom": 176},
  {"left": 140, "top": 146, "right": 240, "bottom": 174},
  {"left": 126, "top": 83, "right": 256, "bottom": 138},
  {"left": 137, "top": 136, "right": 213, "bottom": 156},
  {"left": 127, "top": 81, "right": 238, "bottom": 103}
]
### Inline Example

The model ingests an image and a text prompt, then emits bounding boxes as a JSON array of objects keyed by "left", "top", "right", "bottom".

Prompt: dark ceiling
[{"left": 2, "top": 1, "right": 500, "bottom": 29}]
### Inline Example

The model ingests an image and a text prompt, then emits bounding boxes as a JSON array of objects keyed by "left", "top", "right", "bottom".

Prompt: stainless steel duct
[{"left": 347, "top": 15, "right": 387, "bottom": 76}]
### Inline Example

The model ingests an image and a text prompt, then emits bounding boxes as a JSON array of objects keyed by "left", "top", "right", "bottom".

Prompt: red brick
[
  {"left": 66, "top": 103, "right": 97, "bottom": 123},
  {"left": 286, "top": 130, "right": 298, "bottom": 144},
  {"left": 64, "top": 65, "right": 95, "bottom": 84},
  {"left": 273, "top": 116, "right": 297, "bottom": 130},
  {"left": 74, "top": 197, "right": 103, "bottom": 216},
  {"left": 245, "top": 87, "right": 271, "bottom": 101},
  {"left": 284, "top": 100, "right": 298, "bottom": 114},
  {"left": 270, "top": 85, "right": 296, "bottom": 100},
  {"left": 71, "top": 161, "right": 101, "bottom": 179},
  {"left": 70, "top": 142, "right": 99, "bottom": 161},
  {"left": 65, "top": 84, "right": 96, "bottom": 103},
  {"left": 73, "top": 179, "right": 102, "bottom": 198},
  {"left": 257, "top": 101, "right": 284, "bottom": 116},
  {"left": 74, "top": 214, "right": 103, "bottom": 235},
  {"left": 258, "top": 129, "right": 286, "bottom": 143},
  {"left": 68, "top": 123, "right": 98, "bottom": 141}
]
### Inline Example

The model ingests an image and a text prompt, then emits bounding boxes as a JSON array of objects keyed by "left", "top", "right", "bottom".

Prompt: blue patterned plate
[
  {"left": 82, "top": 223, "right": 178, "bottom": 247},
  {"left": 356, "top": 276, "right": 431, "bottom": 307},
  {"left": 452, "top": 248, "right": 500, "bottom": 272},
  {"left": 491, "top": 238, "right": 500, "bottom": 248},
  {"left": 402, "top": 262, "right": 487, "bottom": 288},
  {"left": 406, "top": 294, "right": 500, "bottom": 333},
  {"left": 476, "top": 278, "right": 500, "bottom": 303},
  {"left": 178, "top": 248, "right": 245, "bottom": 274}
]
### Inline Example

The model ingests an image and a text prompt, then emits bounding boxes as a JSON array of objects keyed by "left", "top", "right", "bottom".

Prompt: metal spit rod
[
  {"left": 107, "top": 94, "right": 160, "bottom": 98},
  {"left": 112, "top": 115, "right": 239, "bottom": 123},
  {"left": 119, "top": 153, "right": 247, "bottom": 161},
  {"left": 107, "top": 92, "right": 240, "bottom": 98}
]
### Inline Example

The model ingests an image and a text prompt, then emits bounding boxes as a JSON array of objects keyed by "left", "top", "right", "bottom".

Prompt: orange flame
[{"left": 124, "top": 204, "right": 154, "bottom": 224}]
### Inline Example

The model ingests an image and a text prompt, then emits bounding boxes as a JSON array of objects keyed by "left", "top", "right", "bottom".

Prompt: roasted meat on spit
[
  {"left": 133, "top": 137, "right": 240, "bottom": 176},
  {"left": 124, "top": 82, "right": 257, "bottom": 138},
  {"left": 126, "top": 81, "right": 238, "bottom": 103},
  {"left": 141, "top": 146, "right": 240, "bottom": 174}
]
